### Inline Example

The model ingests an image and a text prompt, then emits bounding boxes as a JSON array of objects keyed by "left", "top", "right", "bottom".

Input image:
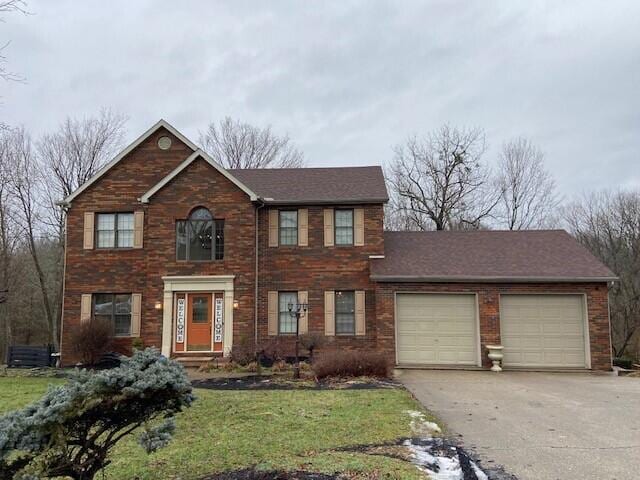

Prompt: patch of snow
[
  {"left": 422, "top": 420, "right": 442, "bottom": 434},
  {"left": 403, "top": 411, "right": 488, "bottom": 480},
  {"left": 404, "top": 439, "right": 462, "bottom": 480},
  {"left": 405, "top": 410, "right": 426, "bottom": 419},
  {"left": 473, "top": 463, "right": 489, "bottom": 480},
  {"left": 404, "top": 410, "right": 442, "bottom": 435}
]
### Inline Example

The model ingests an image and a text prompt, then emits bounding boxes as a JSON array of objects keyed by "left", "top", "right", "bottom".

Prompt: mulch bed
[
  {"left": 201, "top": 470, "right": 338, "bottom": 479},
  {"left": 191, "top": 375, "right": 401, "bottom": 391}
]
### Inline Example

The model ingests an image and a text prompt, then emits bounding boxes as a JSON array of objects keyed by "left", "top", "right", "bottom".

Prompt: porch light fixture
[
  {"left": 233, "top": 299, "right": 239, "bottom": 309},
  {"left": 154, "top": 301, "right": 163, "bottom": 310}
]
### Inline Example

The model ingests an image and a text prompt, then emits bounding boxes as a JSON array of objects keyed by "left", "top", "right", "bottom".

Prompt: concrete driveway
[{"left": 398, "top": 370, "right": 640, "bottom": 480}]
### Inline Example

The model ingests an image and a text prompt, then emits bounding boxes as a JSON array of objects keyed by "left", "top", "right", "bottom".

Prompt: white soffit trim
[
  {"left": 63, "top": 119, "right": 201, "bottom": 205},
  {"left": 139, "top": 149, "right": 258, "bottom": 203}
]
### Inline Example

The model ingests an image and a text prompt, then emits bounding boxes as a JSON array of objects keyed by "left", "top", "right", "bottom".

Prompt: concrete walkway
[{"left": 398, "top": 369, "right": 640, "bottom": 480}]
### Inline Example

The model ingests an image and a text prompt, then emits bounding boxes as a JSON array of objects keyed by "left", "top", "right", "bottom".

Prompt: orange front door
[{"left": 187, "top": 294, "right": 212, "bottom": 351}]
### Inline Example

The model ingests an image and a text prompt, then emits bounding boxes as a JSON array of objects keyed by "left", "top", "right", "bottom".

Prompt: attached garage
[
  {"left": 500, "top": 294, "right": 588, "bottom": 368},
  {"left": 372, "top": 231, "right": 616, "bottom": 371},
  {"left": 396, "top": 293, "right": 479, "bottom": 366}
]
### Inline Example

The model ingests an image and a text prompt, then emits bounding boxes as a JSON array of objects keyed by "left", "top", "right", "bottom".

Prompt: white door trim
[
  {"left": 394, "top": 291, "right": 481, "bottom": 367},
  {"left": 161, "top": 275, "right": 235, "bottom": 357}
]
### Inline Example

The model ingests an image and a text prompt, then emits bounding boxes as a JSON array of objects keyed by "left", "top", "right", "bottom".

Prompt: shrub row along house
[{"left": 59, "top": 120, "right": 617, "bottom": 370}]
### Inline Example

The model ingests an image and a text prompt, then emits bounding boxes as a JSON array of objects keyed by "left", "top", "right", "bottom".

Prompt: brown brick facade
[
  {"left": 61, "top": 123, "right": 613, "bottom": 371},
  {"left": 374, "top": 282, "right": 612, "bottom": 370},
  {"left": 61, "top": 127, "right": 258, "bottom": 364},
  {"left": 256, "top": 204, "right": 384, "bottom": 354}
]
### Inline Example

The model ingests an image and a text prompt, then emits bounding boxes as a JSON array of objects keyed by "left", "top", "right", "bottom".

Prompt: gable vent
[{"left": 157, "top": 136, "right": 172, "bottom": 150}]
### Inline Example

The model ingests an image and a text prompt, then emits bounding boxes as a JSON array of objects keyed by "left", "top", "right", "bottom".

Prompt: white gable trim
[
  {"left": 139, "top": 149, "right": 258, "bottom": 203},
  {"left": 62, "top": 119, "right": 202, "bottom": 205}
]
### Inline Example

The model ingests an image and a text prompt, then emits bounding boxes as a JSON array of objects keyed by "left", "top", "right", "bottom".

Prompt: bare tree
[
  {"left": 0, "top": 1, "right": 28, "bottom": 82},
  {"left": 199, "top": 117, "right": 304, "bottom": 169},
  {"left": 0, "top": 128, "right": 19, "bottom": 359},
  {"left": 0, "top": 1, "right": 28, "bottom": 133},
  {"left": 0, "top": 112, "right": 125, "bottom": 355},
  {"left": 495, "top": 137, "right": 560, "bottom": 230},
  {"left": 565, "top": 190, "right": 640, "bottom": 358},
  {"left": 38, "top": 109, "right": 127, "bottom": 234},
  {"left": 387, "top": 125, "right": 500, "bottom": 231},
  {"left": 4, "top": 127, "right": 59, "bottom": 348},
  {"left": 37, "top": 110, "right": 127, "bottom": 349}
]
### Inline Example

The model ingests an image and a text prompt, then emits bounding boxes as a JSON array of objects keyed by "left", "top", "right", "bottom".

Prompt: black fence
[{"left": 6, "top": 345, "right": 57, "bottom": 368}]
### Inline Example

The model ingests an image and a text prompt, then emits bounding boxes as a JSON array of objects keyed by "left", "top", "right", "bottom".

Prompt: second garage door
[
  {"left": 500, "top": 294, "right": 587, "bottom": 368},
  {"left": 396, "top": 293, "right": 478, "bottom": 366}
]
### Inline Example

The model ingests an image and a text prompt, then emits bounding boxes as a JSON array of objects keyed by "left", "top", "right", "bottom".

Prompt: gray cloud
[{"left": 1, "top": 0, "right": 639, "bottom": 195}]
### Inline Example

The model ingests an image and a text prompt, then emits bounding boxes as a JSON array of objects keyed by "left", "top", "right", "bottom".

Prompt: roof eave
[
  {"left": 369, "top": 274, "right": 619, "bottom": 283},
  {"left": 263, "top": 197, "right": 389, "bottom": 206}
]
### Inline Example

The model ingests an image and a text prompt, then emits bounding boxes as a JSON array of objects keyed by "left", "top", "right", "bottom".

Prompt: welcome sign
[
  {"left": 176, "top": 298, "right": 185, "bottom": 343},
  {"left": 214, "top": 297, "right": 224, "bottom": 344}
]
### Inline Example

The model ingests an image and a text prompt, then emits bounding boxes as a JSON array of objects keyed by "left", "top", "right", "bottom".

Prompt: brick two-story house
[{"left": 59, "top": 120, "right": 617, "bottom": 370}]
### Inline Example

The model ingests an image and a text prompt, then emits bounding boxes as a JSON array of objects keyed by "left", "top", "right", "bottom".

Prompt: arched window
[
  {"left": 189, "top": 207, "right": 212, "bottom": 221},
  {"left": 176, "top": 207, "right": 225, "bottom": 261}
]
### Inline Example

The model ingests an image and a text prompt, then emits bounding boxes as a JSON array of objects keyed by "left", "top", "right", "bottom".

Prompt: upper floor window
[
  {"left": 176, "top": 207, "right": 224, "bottom": 261},
  {"left": 96, "top": 213, "right": 134, "bottom": 248},
  {"left": 335, "top": 290, "right": 355, "bottom": 334},
  {"left": 93, "top": 293, "right": 131, "bottom": 337},
  {"left": 279, "top": 210, "right": 298, "bottom": 246},
  {"left": 335, "top": 209, "right": 354, "bottom": 245}
]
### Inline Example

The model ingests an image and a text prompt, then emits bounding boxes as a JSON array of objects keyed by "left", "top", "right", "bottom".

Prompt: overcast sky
[{"left": 1, "top": 1, "right": 639, "bottom": 196}]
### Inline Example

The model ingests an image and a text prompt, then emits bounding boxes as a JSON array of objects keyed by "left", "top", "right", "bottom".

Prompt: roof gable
[
  {"left": 139, "top": 149, "right": 258, "bottom": 203},
  {"left": 62, "top": 119, "right": 199, "bottom": 204},
  {"left": 62, "top": 119, "right": 260, "bottom": 205}
]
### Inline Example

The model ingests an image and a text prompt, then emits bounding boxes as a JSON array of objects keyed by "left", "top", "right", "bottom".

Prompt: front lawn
[{"left": 0, "top": 377, "right": 434, "bottom": 479}]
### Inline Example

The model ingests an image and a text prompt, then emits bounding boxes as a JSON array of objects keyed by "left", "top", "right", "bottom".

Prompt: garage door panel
[
  {"left": 397, "top": 294, "right": 478, "bottom": 366},
  {"left": 398, "top": 349, "right": 437, "bottom": 363},
  {"left": 523, "top": 352, "right": 544, "bottom": 364},
  {"left": 501, "top": 295, "right": 587, "bottom": 368}
]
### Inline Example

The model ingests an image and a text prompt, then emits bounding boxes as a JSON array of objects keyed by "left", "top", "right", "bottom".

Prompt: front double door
[{"left": 186, "top": 293, "right": 224, "bottom": 352}]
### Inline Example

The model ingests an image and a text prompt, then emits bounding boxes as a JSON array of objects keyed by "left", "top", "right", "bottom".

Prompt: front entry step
[{"left": 173, "top": 353, "right": 227, "bottom": 368}]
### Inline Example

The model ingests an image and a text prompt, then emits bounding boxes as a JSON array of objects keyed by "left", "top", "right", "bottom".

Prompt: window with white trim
[
  {"left": 93, "top": 293, "right": 132, "bottom": 337},
  {"left": 335, "top": 209, "right": 354, "bottom": 245},
  {"left": 278, "top": 291, "right": 298, "bottom": 334},
  {"left": 176, "top": 207, "right": 224, "bottom": 261},
  {"left": 335, "top": 290, "right": 355, "bottom": 334},
  {"left": 279, "top": 210, "right": 298, "bottom": 246},
  {"left": 96, "top": 213, "right": 134, "bottom": 248}
]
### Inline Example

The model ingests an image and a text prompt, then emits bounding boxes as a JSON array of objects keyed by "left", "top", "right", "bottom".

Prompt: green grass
[
  {"left": 0, "top": 376, "right": 66, "bottom": 412},
  {"left": 0, "top": 378, "right": 434, "bottom": 479}
]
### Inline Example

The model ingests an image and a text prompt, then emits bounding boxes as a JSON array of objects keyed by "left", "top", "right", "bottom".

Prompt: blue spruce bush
[{"left": 0, "top": 347, "right": 194, "bottom": 479}]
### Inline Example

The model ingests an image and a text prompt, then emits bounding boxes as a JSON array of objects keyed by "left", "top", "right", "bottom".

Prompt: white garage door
[
  {"left": 500, "top": 295, "right": 587, "bottom": 368},
  {"left": 396, "top": 294, "right": 478, "bottom": 365}
]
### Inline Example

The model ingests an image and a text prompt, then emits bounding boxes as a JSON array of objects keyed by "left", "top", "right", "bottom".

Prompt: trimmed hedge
[{"left": 312, "top": 350, "right": 391, "bottom": 379}]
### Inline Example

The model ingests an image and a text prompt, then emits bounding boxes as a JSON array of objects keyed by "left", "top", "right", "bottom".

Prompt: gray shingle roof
[
  {"left": 371, "top": 230, "right": 617, "bottom": 282},
  {"left": 229, "top": 166, "right": 388, "bottom": 204}
]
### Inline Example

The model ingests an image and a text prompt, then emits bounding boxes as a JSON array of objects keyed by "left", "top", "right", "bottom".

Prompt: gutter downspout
[
  {"left": 56, "top": 201, "right": 70, "bottom": 367},
  {"left": 255, "top": 199, "right": 265, "bottom": 349}
]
